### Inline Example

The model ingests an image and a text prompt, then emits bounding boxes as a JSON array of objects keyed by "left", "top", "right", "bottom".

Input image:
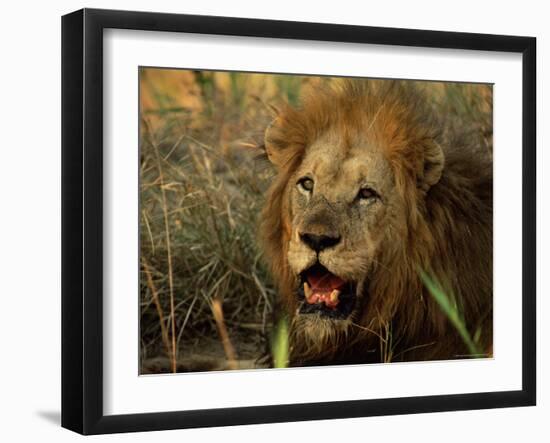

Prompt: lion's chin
[
  {"left": 296, "top": 263, "right": 358, "bottom": 320},
  {"left": 291, "top": 312, "right": 354, "bottom": 361}
]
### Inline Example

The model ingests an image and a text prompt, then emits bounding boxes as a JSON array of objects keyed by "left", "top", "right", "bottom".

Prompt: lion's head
[{"left": 260, "top": 79, "right": 492, "bottom": 364}]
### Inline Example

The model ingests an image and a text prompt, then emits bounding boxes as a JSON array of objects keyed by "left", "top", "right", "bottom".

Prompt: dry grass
[
  {"left": 211, "top": 298, "right": 238, "bottom": 370},
  {"left": 139, "top": 68, "right": 493, "bottom": 373},
  {"left": 139, "top": 69, "right": 287, "bottom": 372}
]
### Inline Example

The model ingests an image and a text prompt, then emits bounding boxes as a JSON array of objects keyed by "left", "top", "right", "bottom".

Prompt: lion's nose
[{"left": 299, "top": 232, "right": 341, "bottom": 252}]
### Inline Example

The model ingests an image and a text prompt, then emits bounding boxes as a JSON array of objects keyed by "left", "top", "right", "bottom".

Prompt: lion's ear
[
  {"left": 264, "top": 117, "right": 291, "bottom": 170},
  {"left": 420, "top": 141, "right": 445, "bottom": 191}
]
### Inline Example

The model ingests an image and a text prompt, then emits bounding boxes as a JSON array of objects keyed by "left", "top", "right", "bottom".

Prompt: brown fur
[{"left": 260, "top": 79, "right": 492, "bottom": 365}]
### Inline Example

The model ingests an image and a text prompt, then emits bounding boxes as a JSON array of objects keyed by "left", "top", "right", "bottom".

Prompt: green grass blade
[
  {"left": 419, "top": 271, "right": 483, "bottom": 357},
  {"left": 272, "top": 317, "right": 289, "bottom": 368}
]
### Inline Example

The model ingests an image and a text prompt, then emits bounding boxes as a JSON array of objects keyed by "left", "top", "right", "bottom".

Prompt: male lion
[{"left": 260, "top": 79, "right": 492, "bottom": 365}]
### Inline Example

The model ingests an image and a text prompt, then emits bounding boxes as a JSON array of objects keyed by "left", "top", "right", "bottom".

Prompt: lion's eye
[
  {"left": 358, "top": 187, "right": 378, "bottom": 200},
  {"left": 297, "top": 177, "right": 314, "bottom": 193}
]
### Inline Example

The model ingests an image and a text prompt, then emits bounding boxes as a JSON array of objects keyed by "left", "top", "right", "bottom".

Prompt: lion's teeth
[
  {"left": 304, "top": 282, "right": 313, "bottom": 300},
  {"left": 330, "top": 289, "right": 340, "bottom": 303}
]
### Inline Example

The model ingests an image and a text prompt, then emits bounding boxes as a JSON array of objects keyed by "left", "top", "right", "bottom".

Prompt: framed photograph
[{"left": 61, "top": 8, "right": 536, "bottom": 435}]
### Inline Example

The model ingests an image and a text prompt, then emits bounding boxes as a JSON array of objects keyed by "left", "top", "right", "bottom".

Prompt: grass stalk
[
  {"left": 152, "top": 136, "right": 177, "bottom": 372},
  {"left": 211, "top": 298, "right": 238, "bottom": 370},
  {"left": 142, "top": 259, "right": 175, "bottom": 369}
]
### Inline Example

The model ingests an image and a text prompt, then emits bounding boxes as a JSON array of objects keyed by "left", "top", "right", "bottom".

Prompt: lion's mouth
[{"left": 297, "top": 264, "right": 356, "bottom": 319}]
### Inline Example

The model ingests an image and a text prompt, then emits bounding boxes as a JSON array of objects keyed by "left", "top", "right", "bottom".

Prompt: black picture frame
[{"left": 61, "top": 8, "right": 536, "bottom": 435}]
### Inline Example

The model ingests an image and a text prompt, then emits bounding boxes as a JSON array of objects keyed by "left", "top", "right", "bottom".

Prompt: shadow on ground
[{"left": 36, "top": 410, "right": 60, "bottom": 426}]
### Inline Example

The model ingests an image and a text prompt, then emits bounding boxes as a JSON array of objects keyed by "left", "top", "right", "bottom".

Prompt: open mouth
[{"left": 298, "top": 263, "right": 356, "bottom": 319}]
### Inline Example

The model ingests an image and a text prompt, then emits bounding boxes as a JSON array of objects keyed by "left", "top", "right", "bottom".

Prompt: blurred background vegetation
[{"left": 139, "top": 68, "right": 492, "bottom": 374}]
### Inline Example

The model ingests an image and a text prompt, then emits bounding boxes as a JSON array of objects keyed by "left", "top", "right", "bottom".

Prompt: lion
[{"left": 259, "top": 79, "right": 492, "bottom": 366}]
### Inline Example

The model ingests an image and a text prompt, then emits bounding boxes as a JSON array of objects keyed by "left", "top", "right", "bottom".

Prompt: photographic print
[
  {"left": 62, "top": 9, "right": 538, "bottom": 434},
  {"left": 139, "top": 68, "right": 493, "bottom": 374},
  {"left": 62, "top": 10, "right": 536, "bottom": 433}
]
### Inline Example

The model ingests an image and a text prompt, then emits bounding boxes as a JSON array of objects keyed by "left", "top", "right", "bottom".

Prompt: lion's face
[
  {"left": 286, "top": 130, "right": 400, "bottom": 335},
  {"left": 262, "top": 80, "right": 447, "bottom": 357}
]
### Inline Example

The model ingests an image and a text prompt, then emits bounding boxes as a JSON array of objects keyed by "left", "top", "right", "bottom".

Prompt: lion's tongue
[{"left": 306, "top": 268, "right": 346, "bottom": 292}]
